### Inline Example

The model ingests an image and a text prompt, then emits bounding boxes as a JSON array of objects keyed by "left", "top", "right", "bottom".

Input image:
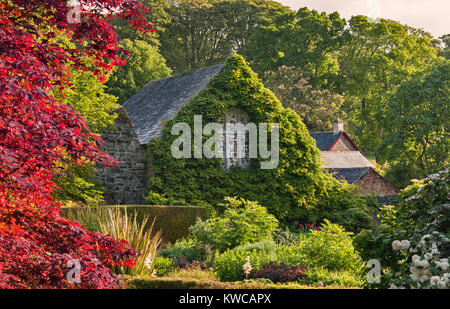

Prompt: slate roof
[
  {"left": 320, "top": 151, "right": 374, "bottom": 184},
  {"left": 123, "top": 64, "right": 225, "bottom": 145},
  {"left": 320, "top": 151, "right": 374, "bottom": 169},
  {"left": 325, "top": 167, "right": 371, "bottom": 184},
  {"left": 309, "top": 132, "right": 342, "bottom": 151}
]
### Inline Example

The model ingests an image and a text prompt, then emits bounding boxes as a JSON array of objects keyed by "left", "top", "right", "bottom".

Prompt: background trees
[
  {"left": 379, "top": 60, "right": 449, "bottom": 187},
  {"left": 107, "top": 39, "right": 172, "bottom": 103},
  {"left": 159, "top": 0, "right": 289, "bottom": 73},
  {"left": 264, "top": 66, "right": 344, "bottom": 132}
]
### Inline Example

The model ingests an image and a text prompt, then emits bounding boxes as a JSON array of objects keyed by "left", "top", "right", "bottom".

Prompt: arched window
[{"left": 217, "top": 108, "right": 250, "bottom": 169}]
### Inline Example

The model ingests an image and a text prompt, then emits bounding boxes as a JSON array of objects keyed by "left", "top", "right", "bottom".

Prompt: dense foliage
[
  {"left": 379, "top": 60, "right": 449, "bottom": 188},
  {"left": 146, "top": 55, "right": 371, "bottom": 225},
  {"left": 213, "top": 220, "right": 362, "bottom": 283},
  {"left": 242, "top": 7, "right": 442, "bottom": 173},
  {"left": 264, "top": 66, "right": 345, "bottom": 132},
  {"left": 354, "top": 170, "right": 449, "bottom": 288},
  {"left": 188, "top": 197, "right": 279, "bottom": 252},
  {"left": 0, "top": 0, "right": 153, "bottom": 288},
  {"left": 160, "top": 0, "right": 290, "bottom": 73},
  {"left": 107, "top": 38, "right": 172, "bottom": 103}
]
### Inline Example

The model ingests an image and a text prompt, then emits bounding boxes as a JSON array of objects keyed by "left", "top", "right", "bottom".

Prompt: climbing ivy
[{"left": 147, "top": 55, "right": 372, "bottom": 226}]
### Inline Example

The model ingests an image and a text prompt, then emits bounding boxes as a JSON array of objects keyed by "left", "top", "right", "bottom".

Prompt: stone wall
[
  {"left": 96, "top": 107, "right": 147, "bottom": 204},
  {"left": 356, "top": 168, "right": 398, "bottom": 196}
]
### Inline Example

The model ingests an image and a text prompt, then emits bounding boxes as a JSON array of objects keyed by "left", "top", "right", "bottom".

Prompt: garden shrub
[
  {"left": 338, "top": 207, "right": 375, "bottom": 234},
  {"left": 273, "top": 227, "right": 301, "bottom": 246},
  {"left": 214, "top": 249, "right": 273, "bottom": 282},
  {"left": 274, "top": 244, "right": 305, "bottom": 268},
  {"left": 234, "top": 240, "right": 277, "bottom": 258},
  {"left": 353, "top": 169, "right": 449, "bottom": 289},
  {"left": 189, "top": 197, "right": 278, "bottom": 252},
  {"left": 152, "top": 257, "right": 176, "bottom": 277},
  {"left": 159, "top": 238, "right": 209, "bottom": 262},
  {"left": 53, "top": 161, "right": 105, "bottom": 207},
  {"left": 304, "top": 267, "right": 364, "bottom": 287},
  {"left": 146, "top": 54, "right": 367, "bottom": 224},
  {"left": 298, "top": 220, "right": 363, "bottom": 272},
  {"left": 98, "top": 208, "right": 163, "bottom": 277}
]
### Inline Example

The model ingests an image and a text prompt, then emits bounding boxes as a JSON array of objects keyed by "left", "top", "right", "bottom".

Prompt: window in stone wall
[{"left": 217, "top": 108, "right": 250, "bottom": 169}]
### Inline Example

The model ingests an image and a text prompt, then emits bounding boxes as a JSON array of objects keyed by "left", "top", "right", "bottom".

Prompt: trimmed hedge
[
  {"left": 125, "top": 276, "right": 268, "bottom": 289},
  {"left": 125, "top": 276, "right": 360, "bottom": 289},
  {"left": 62, "top": 205, "right": 208, "bottom": 243}
]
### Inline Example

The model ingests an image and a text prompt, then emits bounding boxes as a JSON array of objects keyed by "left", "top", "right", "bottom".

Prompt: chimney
[{"left": 333, "top": 119, "right": 344, "bottom": 133}]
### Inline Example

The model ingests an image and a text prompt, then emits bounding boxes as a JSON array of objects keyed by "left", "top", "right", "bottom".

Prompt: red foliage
[{"left": 0, "top": 0, "right": 154, "bottom": 288}]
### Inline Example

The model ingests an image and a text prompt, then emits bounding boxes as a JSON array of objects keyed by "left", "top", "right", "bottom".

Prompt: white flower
[
  {"left": 412, "top": 255, "right": 421, "bottom": 264},
  {"left": 431, "top": 248, "right": 439, "bottom": 255},
  {"left": 392, "top": 240, "right": 402, "bottom": 251},
  {"left": 430, "top": 276, "right": 440, "bottom": 286},
  {"left": 417, "top": 240, "right": 425, "bottom": 248},
  {"left": 422, "top": 234, "right": 432, "bottom": 240},
  {"left": 410, "top": 273, "right": 419, "bottom": 282},
  {"left": 419, "top": 275, "right": 429, "bottom": 283},
  {"left": 144, "top": 253, "right": 155, "bottom": 269},
  {"left": 437, "top": 281, "right": 447, "bottom": 289},
  {"left": 424, "top": 253, "right": 433, "bottom": 260},
  {"left": 400, "top": 240, "right": 410, "bottom": 250},
  {"left": 242, "top": 256, "right": 253, "bottom": 277}
]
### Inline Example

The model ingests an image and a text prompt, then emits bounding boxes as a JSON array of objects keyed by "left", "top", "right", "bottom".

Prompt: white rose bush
[{"left": 354, "top": 170, "right": 449, "bottom": 288}]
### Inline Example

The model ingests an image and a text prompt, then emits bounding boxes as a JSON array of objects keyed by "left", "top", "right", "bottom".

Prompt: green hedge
[
  {"left": 125, "top": 276, "right": 268, "bottom": 289},
  {"left": 62, "top": 205, "right": 208, "bottom": 243},
  {"left": 124, "top": 276, "right": 360, "bottom": 289}
]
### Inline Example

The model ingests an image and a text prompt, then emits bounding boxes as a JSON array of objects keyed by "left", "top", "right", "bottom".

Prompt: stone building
[
  {"left": 310, "top": 120, "right": 398, "bottom": 196},
  {"left": 97, "top": 65, "right": 397, "bottom": 204}
]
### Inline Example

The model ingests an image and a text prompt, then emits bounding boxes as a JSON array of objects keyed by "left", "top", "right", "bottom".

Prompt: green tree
[
  {"left": 215, "top": 0, "right": 290, "bottom": 51},
  {"left": 242, "top": 7, "right": 346, "bottom": 88},
  {"left": 160, "top": 0, "right": 290, "bottom": 74},
  {"left": 439, "top": 34, "right": 450, "bottom": 59},
  {"left": 56, "top": 70, "right": 120, "bottom": 133},
  {"left": 379, "top": 60, "right": 449, "bottom": 188},
  {"left": 52, "top": 68, "right": 120, "bottom": 206},
  {"left": 339, "top": 16, "right": 439, "bottom": 155},
  {"left": 107, "top": 39, "right": 172, "bottom": 103},
  {"left": 264, "top": 65, "right": 345, "bottom": 131}
]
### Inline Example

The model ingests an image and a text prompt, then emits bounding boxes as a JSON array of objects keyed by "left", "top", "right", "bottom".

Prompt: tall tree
[
  {"left": 339, "top": 16, "right": 439, "bottom": 155},
  {"left": 160, "top": 0, "right": 290, "bottom": 74},
  {"left": 439, "top": 34, "right": 450, "bottom": 59},
  {"left": 242, "top": 7, "right": 346, "bottom": 88},
  {"left": 264, "top": 66, "right": 344, "bottom": 132},
  {"left": 379, "top": 60, "right": 449, "bottom": 188},
  {"left": 107, "top": 39, "right": 172, "bottom": 103}
]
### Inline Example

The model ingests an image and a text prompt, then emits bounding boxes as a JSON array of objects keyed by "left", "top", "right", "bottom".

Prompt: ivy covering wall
[{"left": 146, "top": 55, "right": 373, "bottom": 226}]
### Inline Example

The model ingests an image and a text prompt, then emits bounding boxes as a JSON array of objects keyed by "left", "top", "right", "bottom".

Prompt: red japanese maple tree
[{"left": 0, "top": 0, "right": 154, "bottom": 288}]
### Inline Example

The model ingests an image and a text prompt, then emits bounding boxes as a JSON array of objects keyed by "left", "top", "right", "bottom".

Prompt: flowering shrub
[
  {"left": 390, "top": 233, "right": 449, "bottom": 289},
  {"left": 354, "top": 170, "right": 449, "bottom": 288}
]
